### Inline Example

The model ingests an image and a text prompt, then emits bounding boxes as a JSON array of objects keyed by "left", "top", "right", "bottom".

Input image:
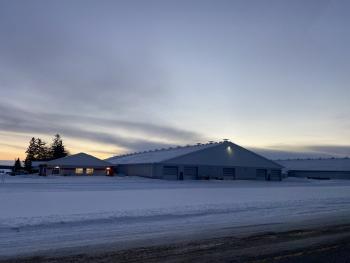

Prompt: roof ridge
[
  {"left": 47, "top": 152, "right": 112, "bottom": 165},
  {"left": 109, "top": 141, "right": 222, "bottom": 160},
  {"left": 159, "top": 141, "right": 222, "bottom": 163}
]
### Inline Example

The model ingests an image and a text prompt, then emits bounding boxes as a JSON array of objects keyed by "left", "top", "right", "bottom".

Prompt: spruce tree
[
  {"left": 36, "top": 138, "right": 50, "bottom": 161},
  {"left": 13, "top": 158, "right": 22, "bottom": 173},
  {"left": 26, "top": 137, "right": 37, "bottom": 160},
  {"left": 50, "top": 134, "right": 68, "bottom": 159},
  {"left": 24, "top": 137, "right": 36, "bottom": 172},
  {"left": 24, "top": 155, "right": 33, "bottom": 173}
]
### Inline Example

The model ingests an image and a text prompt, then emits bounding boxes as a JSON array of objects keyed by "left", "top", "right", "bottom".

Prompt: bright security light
[{"left": 226, "top": 146, "right": 233, "bottom": 155}]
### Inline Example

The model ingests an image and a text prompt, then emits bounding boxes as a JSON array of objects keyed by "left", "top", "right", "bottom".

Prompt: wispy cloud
[
  {"left": 0, "top": 104, "right": 205, "bottom": 152},
  {"left": 0, "top": 142, "right": 24, "bottom": 150},
  {"left": 0, "top": 1, "right": 209, "bottom": 154},
  {"left": 252, "top": 145, "right": 350, "bottom": 160}
]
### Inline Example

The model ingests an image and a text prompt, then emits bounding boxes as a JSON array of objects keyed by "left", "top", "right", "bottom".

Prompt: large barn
[{"left": 107, "top": 140, "right": 283, "bottom": 181}]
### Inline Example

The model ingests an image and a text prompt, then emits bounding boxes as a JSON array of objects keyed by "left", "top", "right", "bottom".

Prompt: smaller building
[
  {"left": 277, "top": 158, "right": 350, "bottom": 180},
  {"left": 40, "top": 153, "right": 113, "bottom": 176}
]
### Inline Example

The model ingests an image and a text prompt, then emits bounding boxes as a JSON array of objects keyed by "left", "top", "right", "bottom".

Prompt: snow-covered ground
[{"left": 1, "top": 175, "right": 350, "bottom": 258}]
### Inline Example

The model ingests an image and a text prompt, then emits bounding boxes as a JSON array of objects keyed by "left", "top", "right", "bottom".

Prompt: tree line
[{"left": 13, "top": 134, "right": 69, "bottom": 173}]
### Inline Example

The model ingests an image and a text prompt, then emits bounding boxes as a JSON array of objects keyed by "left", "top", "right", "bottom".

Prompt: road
[{"left": 1, "top": 223, "right": 350, "bottom": 263}]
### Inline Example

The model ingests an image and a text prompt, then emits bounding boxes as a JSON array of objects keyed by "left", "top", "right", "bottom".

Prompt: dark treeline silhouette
[{"left": 23, "top": 134, "right": 69, "bottom": 173}]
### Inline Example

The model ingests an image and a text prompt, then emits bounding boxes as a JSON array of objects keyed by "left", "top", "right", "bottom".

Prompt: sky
[{"left": 0, "top": 0, "right": 349, "bottom": 161}]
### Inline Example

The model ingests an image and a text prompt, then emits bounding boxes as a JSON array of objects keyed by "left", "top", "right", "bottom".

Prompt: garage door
[
  {"left": 184, "top": 166, "right": 198, "bottom": 180},
  {"left": 223, "top": 168, "right": 235, "bottom": 179},
  {"left": 163, "top": 166, "right": 178, "bottom": 180},
  {"left": 270, "top": 170, "right": 282, "bottom": 181},
  {"left": 256, "top": 169, "right": 267, "bottom": 180}
]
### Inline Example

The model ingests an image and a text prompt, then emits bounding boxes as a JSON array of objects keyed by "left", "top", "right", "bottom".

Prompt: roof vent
[
  {"left": 208, "top": 141, "right": 214, "bottom": 144},
  {"left": 223, "top": 139, "right": 229, "bottom": 142}
]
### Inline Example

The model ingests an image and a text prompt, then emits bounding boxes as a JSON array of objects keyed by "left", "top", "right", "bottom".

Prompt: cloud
[
  {"left": 302, "top": 145, "right": 350, "bottom": 157},
  {"left": 0, "top": 1, "right": 208, "bottom": 153},
  {"left": 252, "top": 145, "right": 350, "bottom": 160},
  {"left": 0, "top": 142, "right": 24, "bottom": 150},
  {"left": 0, "top": 104, "right": 204, "bottom": 152},
  {"left": 0, "top": 0, "right": 170, "bottom": 117}
]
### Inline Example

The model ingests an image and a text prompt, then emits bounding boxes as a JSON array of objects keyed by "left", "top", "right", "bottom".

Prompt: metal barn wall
[
  {"left": 289, "top": 170, "right": 350, "bottom": 180},
  {"left": 118, "top": 164, "right": 155, "bottom": 178},
  {"left": 152, "top": 164, "right": 281, "bottom": 181},
  {"left": 236, "top": 167, "right": 260, "bottom": 180}
]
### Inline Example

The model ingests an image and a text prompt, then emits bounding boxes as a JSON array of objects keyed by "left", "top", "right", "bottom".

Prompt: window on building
[
  {"left": 52, "top": 167, "right": 60, "bottom": 175},
  {"left": 75, "top": 168, "right": 83, "bottom": 175},
  {"left": 86, "top": 168, "right": 94, "bottom": 175}
]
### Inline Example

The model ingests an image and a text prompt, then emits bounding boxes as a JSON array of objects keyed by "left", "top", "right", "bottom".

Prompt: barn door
[
  {"left": 184, "top": 166, "right": 198, "bottom": 180},
  {"left": 270, "top": 170, "right": 282, "bottom": 181},
  {"left": 256, "top": 169, "right": 267, "bottom": 180},
  {"left": 223, "top": 168, "right": 236, "bottom": 180},
  {"left": 163, "top": 166, "right": 178, "bottom": 180}
]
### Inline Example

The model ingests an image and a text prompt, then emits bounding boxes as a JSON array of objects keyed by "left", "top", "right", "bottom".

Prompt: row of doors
[
  {"left": 162, "top": 166, "right": 236, "bottom": 180},
  {"left": 256, "top": 169, "right": 282, "bottom": 181},
  {"left": 163, "top": 167, "right": 281, "bottom": 180},
  {"left": 163, "top": 166, "right": 198, "bottom": 180}
]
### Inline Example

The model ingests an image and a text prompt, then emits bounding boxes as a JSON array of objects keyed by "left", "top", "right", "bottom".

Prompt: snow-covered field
[{"left": 1, "top": 175, "right": 350, "bottom": 258}]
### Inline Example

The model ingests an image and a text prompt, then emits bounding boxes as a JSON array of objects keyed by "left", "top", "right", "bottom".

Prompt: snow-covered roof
[
  {"left": 107, "top": 141, "right": 282, "bottom": 168},
  {"left": 106, "top": 143, "right": 220, "bottom": 164},
  {"left": 277, "top": 158, "right": 350, "bottom": 172},
  {"left": 46, "top": 153, "right": 112, "bottom": 167},
  {"left": 32, "top": 161, "right": 47, "bottom": 167}
]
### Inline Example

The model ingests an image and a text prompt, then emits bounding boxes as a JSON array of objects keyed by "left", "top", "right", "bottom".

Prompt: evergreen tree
[
  {"left": 13, "top": 158, "right": 22, "bottom": 173},
  {"left": 50, "top": 134, "right": 68, "bottom": 159},
  {"left": 24, "top": 155, "right": 33, "bottom": 173},
  {"left": 24, "top": 137, "right": 36, "bottom": 172},
  {"left": 26, "top": 137, "right": 37, "bottom": 160},
  {"left": 24, "top": 137, "right": 52, "bottom": 173},
  {"left": 36, "top": 138, "right": 50, "bottom": 161}
]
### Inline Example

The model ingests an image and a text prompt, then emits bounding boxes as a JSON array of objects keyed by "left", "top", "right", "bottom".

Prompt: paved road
[{"left": 2, "top": 223, "right": 350, "bottom": 263}]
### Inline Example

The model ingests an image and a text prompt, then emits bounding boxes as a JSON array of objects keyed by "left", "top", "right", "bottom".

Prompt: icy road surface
[{"left": 1, "top": 175, "right": 350, "bottom": 258}]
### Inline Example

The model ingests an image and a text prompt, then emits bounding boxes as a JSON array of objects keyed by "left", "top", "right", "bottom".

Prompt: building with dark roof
[{"left": 41, "top": 153, "right": 113, "bottom": 176}]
